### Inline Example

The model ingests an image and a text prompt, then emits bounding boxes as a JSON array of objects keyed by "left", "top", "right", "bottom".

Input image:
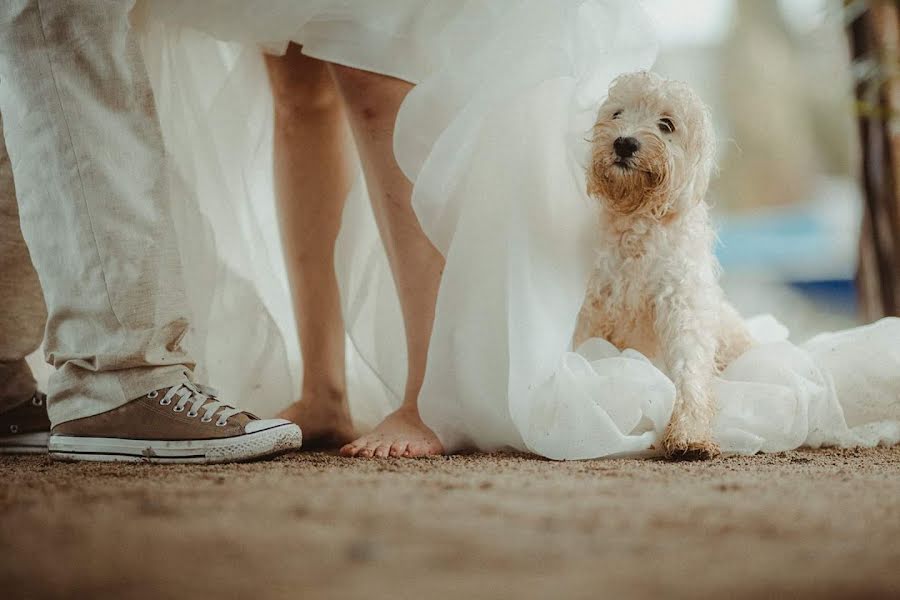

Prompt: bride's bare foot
[
  {"left": 278, "top": 389, "right": 355, "bottom": 449},
  {"left": 340, "top": 406, "right": 443, "bottom": 458}
]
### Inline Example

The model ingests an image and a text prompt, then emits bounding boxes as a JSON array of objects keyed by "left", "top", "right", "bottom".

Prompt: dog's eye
[
  {"left": 612, "top": 110, "right": 623, "bottom": 120},
  {"left": 658, "top": 117, "right": 675, "bottom": 134}
]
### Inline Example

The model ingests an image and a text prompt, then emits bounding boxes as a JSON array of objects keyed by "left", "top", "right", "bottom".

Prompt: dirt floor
[{"left": 1, "top": 447, "right": 899, "bottom": 600}]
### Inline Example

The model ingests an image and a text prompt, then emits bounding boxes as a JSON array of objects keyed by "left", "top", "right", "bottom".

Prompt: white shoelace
[{"left": 156, "top": 383, "right": 242, "bottom": 426}]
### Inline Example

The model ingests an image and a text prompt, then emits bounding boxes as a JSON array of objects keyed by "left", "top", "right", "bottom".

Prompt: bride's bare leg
[
  {"left": 264, "top": 44, "right": 355, "bottom": 447},
  {"left": 329, "top": 64, "right": 445, "bottom": 458}
]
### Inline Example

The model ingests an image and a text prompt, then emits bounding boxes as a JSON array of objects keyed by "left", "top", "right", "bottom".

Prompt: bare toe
[
  {"left": 404, "top": 442, "right": 423, "bottom": 457},
  {"left": 389, "top": 441, "right": 409, "bottom": 458},
  {"left": 374, "top": 444, "right": 391, "bottom": 458},
  {"left": 405, "top": 441, "right": 435, "bottom": 458},
  {"left": 367, "top": 438, "right": 387, "bottom": 457},
  {"left": 339, "top": 441, "right": 361, "bottom": 457}
]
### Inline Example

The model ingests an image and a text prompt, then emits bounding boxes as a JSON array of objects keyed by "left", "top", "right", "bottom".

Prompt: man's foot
[
  {"left": 48, "top": 383, "right": 302, "bottom": 464},
  {"left": 0, "top": 392, "right": 50, "bottom": 454},
  {"left": 340, "top": 406, "right": 443, "bottom": 458},
  {"left": 277, "top": 391, "right": 355, "bottom": 449}
]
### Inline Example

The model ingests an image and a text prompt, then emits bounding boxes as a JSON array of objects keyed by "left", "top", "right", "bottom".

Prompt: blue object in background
[
  {"left": 787, "top": 279, "right": 858, "bottom": 314},
  {"left": 714, "top": 184, "right": 861, "bottom": 316}
]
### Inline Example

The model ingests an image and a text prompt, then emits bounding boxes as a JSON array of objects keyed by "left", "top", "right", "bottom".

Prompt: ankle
[
  {"left": 393, "top": 402, "right": 422, "bottom": 419},
  {"left": 300, "top": 383, "right": 347, "bottom": 405}
]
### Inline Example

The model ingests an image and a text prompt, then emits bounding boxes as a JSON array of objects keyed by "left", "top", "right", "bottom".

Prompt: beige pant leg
[
  {"left": 0, "top": 0, "right": 196, "bottom": 426},
  {"left": 0, "top": 112, "right": 46, "bottom": 409}
]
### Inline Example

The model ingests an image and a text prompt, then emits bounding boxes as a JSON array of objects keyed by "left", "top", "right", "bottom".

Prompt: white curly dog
[{"left": 574, "top": 71, "right": 753, "bottom": 461}]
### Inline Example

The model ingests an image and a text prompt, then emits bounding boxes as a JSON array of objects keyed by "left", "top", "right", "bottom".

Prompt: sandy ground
[{"left": 1, "top": 447, "right": 899, "bottom": 600}]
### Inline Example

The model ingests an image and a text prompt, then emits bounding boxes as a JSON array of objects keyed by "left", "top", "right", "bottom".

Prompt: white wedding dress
[{"left": 131, "top": 0, "right": 900, "bottom": 459}]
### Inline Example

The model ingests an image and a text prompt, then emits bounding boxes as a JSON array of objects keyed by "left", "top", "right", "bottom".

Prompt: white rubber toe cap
[{"left": 245, "top": 418, "right": 295, "bottom": 434}]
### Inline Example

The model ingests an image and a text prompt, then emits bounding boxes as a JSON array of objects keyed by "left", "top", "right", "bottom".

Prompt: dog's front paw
[{"left": 661, "top": 425, "right": 720, "bottom": 461}]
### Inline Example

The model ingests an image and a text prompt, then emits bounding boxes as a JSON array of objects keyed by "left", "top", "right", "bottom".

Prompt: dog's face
[{"left": 587, "top": 71, "right": 715, "bottom": 219}]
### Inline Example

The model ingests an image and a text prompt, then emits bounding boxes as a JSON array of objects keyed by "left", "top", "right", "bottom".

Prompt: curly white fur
[{"left": 574, "top": 72, "right": 753, "bottom": 460}]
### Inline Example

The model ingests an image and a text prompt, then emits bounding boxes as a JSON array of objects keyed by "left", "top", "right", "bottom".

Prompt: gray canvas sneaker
[
  {"left": 0, "top": 391, "right": 50, "bottom": 454},
  {"left": 48, "top": 382, "right": 302, "bottom": 464}
]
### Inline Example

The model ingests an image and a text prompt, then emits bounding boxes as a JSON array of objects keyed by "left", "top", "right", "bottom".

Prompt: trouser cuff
[{"left": 48, "top": 364, "right": 194, "bottom": 427}]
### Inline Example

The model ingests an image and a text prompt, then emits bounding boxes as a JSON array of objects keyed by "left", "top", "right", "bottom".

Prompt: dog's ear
[
  {"left": 671, "top": 155, "right": 713, "bottom": 215},
  {"left": 689, "top": 154, "right": 713, "bottom": 207},
  {"left": 586, "top": 144, "right": 605, "bottom": 200},
  {"left": 683, "top": 104, "right": 717, "bottom": 209}
]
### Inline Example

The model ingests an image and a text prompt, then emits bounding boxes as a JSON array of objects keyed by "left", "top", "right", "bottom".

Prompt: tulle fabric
[{"left": 132, "top": 1, "right": 900, "bottom": 459}]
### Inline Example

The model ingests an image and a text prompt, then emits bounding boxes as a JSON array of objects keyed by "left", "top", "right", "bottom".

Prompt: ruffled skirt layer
[{"left": 133, "top": 0, "right": 900, "bottom": 458}]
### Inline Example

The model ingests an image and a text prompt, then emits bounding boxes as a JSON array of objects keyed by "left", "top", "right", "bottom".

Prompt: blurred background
[{"left": 641, "top": 0, "right": 896, "bottom": 340}]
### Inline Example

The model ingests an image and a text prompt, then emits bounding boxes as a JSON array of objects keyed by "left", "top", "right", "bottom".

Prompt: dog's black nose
[{"left": 613, "top": 136, "right": 640, "bottom": 158}]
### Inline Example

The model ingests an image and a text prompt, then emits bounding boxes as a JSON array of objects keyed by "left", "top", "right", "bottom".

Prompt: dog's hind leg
[
  {"left": 714, "top": 302, "right": 753, "bottom": 372},
  {"left": 572, "top": 282, "right": 615, "bottom": 350}
]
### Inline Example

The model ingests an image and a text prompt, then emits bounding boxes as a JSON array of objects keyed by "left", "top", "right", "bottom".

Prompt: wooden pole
[{"left": 847, "top": 0, "right": 900, "bottom": 319}]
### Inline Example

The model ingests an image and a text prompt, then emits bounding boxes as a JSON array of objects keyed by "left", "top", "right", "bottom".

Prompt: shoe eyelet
[
  {"left": 10, "top": 424, "right": 19, "bottom": 434},
  {"left": 147, "top": 390, "right": 159, "bottom": 399},
  {"left": 215, "top": 419, "right": 228, "bottom": 427},
  {"left": 187, "top": 411, "right": 199, "bottom": 418},
  {"left": 159, "top": 398, "right": 172, "bottom": 406},
  {"left": 32, "top": 395, "right": 43, "bottom": 406},
  {"left": 173, "top": 406, "right": 185, "bottom": 413},
  {"left": 201, "top": 416, "right": 213, "bottom": 423}
]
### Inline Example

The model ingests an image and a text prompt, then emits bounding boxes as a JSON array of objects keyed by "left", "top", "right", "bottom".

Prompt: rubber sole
[
  {"left": 48, "top": 422, "right": 302, "bottom": 464},
  {"left": 0, "top": 431, "right": 50, "bottom": 454}
]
